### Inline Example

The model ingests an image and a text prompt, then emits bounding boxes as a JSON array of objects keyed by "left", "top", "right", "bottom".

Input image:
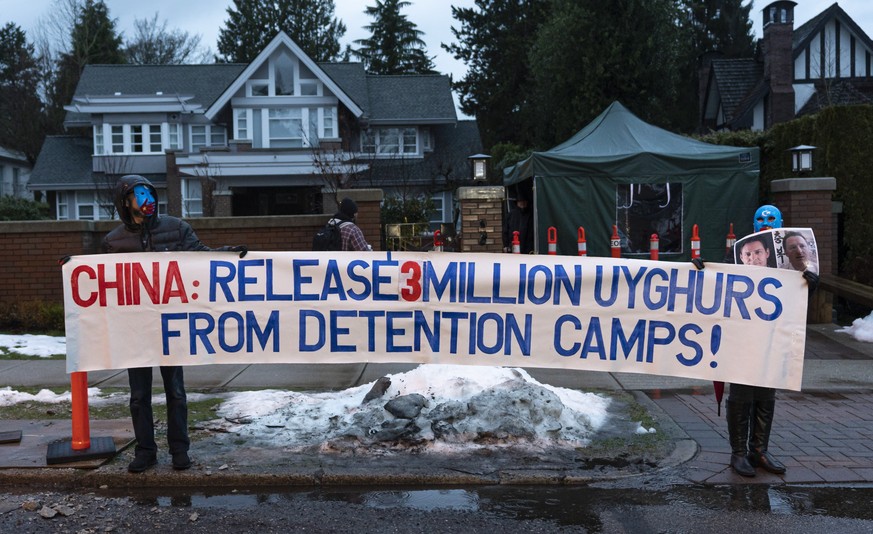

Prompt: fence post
[
  {"left": 547, "top": 227, "right": 557, "bottom": 255},
  {"left": 512, "top": 231, "right": 520, "bottom": 254},
  {"left": 433, "top": 229, "right": 443, "bottom": 252},
  {"left": 650, "top": 233, "right": 659, "bottom": 260},
  {"left": 611, "top": 225, "right": 621, "bottom": 258},
  {"left": 691, "top": 224, "right": 701, "bottom": 260},
  {"left": 725, "top": 223, "right": 735, "bottom": 261},
  {"left": 577, "top": 227, "right": 587, "bottom": 256}
]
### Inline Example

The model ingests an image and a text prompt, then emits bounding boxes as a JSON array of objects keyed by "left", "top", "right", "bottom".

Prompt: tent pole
[{"left": 532, "top": 176, "right": 538, "bottom": 254}]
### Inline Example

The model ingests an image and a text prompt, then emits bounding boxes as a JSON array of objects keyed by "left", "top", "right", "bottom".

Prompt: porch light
[
  {"left": 788, "top": 145, "right": 816, "bottom": 174},
  {"left": 468, "top": 153, "right": 491, "bottom": 181}
]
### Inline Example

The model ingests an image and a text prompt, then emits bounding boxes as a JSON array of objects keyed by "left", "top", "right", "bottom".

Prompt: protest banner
[{"left": 62, "top": 251, "right": 808, "bottom": 390}]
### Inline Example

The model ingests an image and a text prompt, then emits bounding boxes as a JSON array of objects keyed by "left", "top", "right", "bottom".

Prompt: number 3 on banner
[{"left": 400, "top": 261, "right": 422, "bottom": 301}]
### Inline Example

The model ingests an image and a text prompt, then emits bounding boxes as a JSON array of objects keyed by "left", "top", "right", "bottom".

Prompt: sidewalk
[{"left": 1, "top": 323, "right": 872, "bottom": 487}]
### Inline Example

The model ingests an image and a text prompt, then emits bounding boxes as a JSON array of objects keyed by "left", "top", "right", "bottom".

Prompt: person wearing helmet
[{"left": 102, "top": 175, "right": 247, "bottom": 473}]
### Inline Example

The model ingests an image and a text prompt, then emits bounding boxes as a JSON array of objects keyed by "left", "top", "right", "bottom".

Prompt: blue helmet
[{"left": 754, "top": 205, "right": 782, "bottom": 232}]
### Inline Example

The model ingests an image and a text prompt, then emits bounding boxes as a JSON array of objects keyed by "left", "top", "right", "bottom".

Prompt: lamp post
[
  {"left": 788, "top": 145, "right": 816, "bottom": 175},
  {"left": 468, "top": 153, "right": 491, "bottom": 181}
]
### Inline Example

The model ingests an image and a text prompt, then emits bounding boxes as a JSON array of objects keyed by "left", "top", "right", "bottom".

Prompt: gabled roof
[
  {"left": 793, "top": 3, "right": 873, "bottom": 60},
  {"left": 205, "top": 32, "right": 364, "bottom": 120},
  {"left": 366, "top": 75, "right": 456, "bottom": 124},
  {"left": 0, "top": 145, "right": 28, "bottom": 164},
  {"left": 28, "top": 136, "right": 98, "bottom": 189},
  {"left": 797, "top": 79, "right": 873, "bottom": 116},
  {"left": 66, "top": 64, "right": 246, "bottom": 125},
  {"left": 710, "top": 58, "right": 763, "bottom": 123}
]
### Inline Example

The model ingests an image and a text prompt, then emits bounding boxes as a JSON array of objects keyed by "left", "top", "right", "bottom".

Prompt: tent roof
[{"left": 504, "top": 101, "right": 758, "bottom": 184}]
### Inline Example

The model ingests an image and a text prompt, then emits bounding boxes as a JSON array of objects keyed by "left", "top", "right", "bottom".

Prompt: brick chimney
[{"left": 761, "top": 1, "right": 797, "bottom": 127}]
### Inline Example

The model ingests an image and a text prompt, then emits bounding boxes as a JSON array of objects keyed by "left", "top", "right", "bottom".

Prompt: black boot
[
  {"left": 749, "top": 399, "right": 786, "bottom": 474},
  {"left": 726, "top": 400, "right": 756, "bottom": 477}
]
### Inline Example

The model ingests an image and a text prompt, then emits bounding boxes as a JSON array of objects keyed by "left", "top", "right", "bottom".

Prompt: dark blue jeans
[{"left": 128, "top": 366, "right": 189, "bottom": 457}]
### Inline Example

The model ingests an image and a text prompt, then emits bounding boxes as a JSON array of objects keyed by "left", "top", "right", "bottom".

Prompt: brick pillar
[
  {"left": 771, "top": 176, "right": 837, "bottom": 323},
  {"left": 164, "top": 150, "right": 182, "bottom": 217},
  {"left": 457, "top": 186, "right": 504, "bottom": 253},
  {"left": 213, "top": 190, "right": 233, "bottom": 217}
]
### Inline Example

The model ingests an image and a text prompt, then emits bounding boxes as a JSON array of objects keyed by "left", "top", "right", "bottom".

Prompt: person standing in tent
[
  {"left": 102, "top": 175, "right": 247, "bottom": 473},
  {"left": 696, "top": 204, "right": 817, "bottom": 478},
  {"left": 503, "top": 191, "right": 534, "bottom": 254}
]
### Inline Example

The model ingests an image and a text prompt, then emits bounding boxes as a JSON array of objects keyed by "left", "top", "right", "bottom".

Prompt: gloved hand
[
  {"left": 231, "top": 245, "right": 248, "bottom": 258},
  {"left": 803, "top": 270, "right": 819, "bottom": 292},
  {"left": 691, "top": 257, "right": 705, "bottom": 270}
]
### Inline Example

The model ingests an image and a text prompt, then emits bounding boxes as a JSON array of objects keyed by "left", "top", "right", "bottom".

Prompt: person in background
[
  {"left": 102, "top": 175, "right": 246, "bottom": 473},
  {"left": 503, "top": 193, "right": 534, "bottom": 254},
  {"left": 330, "top": 197, "right": 372, "bottom": 251}
]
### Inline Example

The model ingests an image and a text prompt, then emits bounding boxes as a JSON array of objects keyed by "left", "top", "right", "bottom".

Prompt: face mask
[
  {"left": 754, "top": 205, "right": 782, "bottom": 232},
  {"left": 132, "top": 184, "right": 156, "bottom": 217}
]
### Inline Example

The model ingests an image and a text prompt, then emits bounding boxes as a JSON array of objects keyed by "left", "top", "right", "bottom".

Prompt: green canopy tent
[{"left": 504, "top": 101, "right": 760, "bottom": 260}]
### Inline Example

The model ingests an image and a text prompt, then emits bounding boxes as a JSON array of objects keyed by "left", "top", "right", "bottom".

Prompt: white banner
[{"left": 62, "top": 251, "right": 808, "bottom": 390}]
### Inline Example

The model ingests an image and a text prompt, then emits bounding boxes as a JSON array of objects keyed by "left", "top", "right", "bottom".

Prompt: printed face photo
[
  {"left": 784, "top": 234, "right": 810, "bottom": 271},
  {"left": 740, "top": 239, "right": 770, "bottom": 267}
]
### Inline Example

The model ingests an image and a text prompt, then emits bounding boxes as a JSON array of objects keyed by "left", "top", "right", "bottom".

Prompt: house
[
  {"left": 0, "top": 145, "right": 32, "bottom": 200},
  {"left": 700, "top": 1, "right": 873, "bottom": 131},
  {"left": 27, "top": 32, "right": 482, "bottom": 223}
]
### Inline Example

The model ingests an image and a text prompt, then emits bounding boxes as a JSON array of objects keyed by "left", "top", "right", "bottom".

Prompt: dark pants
[
  {"left": 128, "top": 366, "right": 189, "bottom": 457},
  {"left": 728, "top": 383, "right": 775, "bottom": 402}
]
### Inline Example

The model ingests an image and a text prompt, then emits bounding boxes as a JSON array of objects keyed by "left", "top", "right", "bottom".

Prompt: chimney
[{"left": 762, "top": 1, "right": 797, "bottom": 127}]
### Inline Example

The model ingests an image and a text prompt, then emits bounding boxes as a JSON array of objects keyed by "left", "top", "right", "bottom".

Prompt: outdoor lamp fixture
[
  {"left": 789, "top": 145, "right": 816, "bottom": 174},
  {"left": 469, "top": 153, "right": 491, "bottom": 181}
]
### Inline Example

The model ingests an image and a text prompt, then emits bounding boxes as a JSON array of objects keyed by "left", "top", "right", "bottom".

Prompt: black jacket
[{"left": 101, "top": 175, "right": 226, "bottom": 253}]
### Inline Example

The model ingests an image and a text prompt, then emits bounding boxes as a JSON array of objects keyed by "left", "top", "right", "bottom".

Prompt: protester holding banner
[
  {"left": 723, "top": 204, "right": 817, "bottom": 478},
  {"left": 102, "top": 174, "right": 246, "bottom": 473}
]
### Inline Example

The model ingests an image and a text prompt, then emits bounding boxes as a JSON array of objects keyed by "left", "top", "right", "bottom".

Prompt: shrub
[
  {"left": 0, "top": 300, "right": 65, "bottom": 333},
  {"left": 0, "top": 196, "right": 51, "bottom": 221}
]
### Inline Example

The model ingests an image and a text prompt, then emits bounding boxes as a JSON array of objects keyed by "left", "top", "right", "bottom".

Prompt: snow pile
[
  {"left": 213, "top": 364, "right": 616, "bottom": 452},
  {"left": 836, "top": 311, "right": 873, "bottom": 342},
  {"left": 0, "top": 334, "right": 66, "bottom": 357}
]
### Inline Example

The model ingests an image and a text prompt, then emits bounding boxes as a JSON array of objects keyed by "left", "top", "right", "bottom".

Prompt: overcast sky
[{"left": 4, "top": 1, "right": 873, "bottom": 81}]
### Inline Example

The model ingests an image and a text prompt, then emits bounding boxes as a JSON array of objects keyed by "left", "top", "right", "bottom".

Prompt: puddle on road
[{"left": 131, "top": 483, "right": 873, "bottom": 525}]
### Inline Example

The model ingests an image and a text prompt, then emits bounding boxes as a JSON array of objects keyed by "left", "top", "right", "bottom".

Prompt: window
[
  {"left": 429, "top": 195, "right": 445, "bottom": 224},
  {"left": 615, "top": 183, "right": 684, "bottom": 255},
  {"left": 191, "top": 125, "right": 227, "bottom": 151},
  {"left": 130, "top": 125, "right": 164, "bottom": 153},
  {"left": 111, "top": 126, "right": 124, "bottom": 153},
  {"left": 323, "top": 107, "right": 335, "bottom": 138},
  {"left": 94, "top": 126, "right": 105, "bottom": 155},
  {"left": 76, "top": 190, "right": 95, "bottom": 220},
  {"left": 182, "top": 179, "right": 202, "bottom": 217},
  {"left": 361, "top": 127, "right": 418, "bottom": 155},
  {"left": 234, "top": 109, "right": 250, "bottom": 139},
  {"left": 249, "top": 80, "right": 269, "bottom": 96},
  {"left": 274, "top": 53, "right": 296, "bottom": 95},
  {"left": 56, "top": 192, "right": 68, "bottom": 220},
  {"left": 167, "top": 123, "right": 182, "bottom": 150},
  {"left": 268, "top": 108, "right": 303, "bottom": 148},
  {"left": 422, "top": 127, "right": 432, "bottom": 152},
  {"left": 11, "top": 168, "right": 20, "bottom": 196}
]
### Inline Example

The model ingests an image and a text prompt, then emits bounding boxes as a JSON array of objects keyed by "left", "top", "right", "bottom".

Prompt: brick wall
[{"left": 0, "top": 189, "right": 382, "bottom": 307}]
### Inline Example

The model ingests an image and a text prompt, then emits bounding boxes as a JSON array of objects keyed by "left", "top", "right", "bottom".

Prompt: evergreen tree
[
  {"left": 0, "top": 23, "right": 46, "bottom": 162},
  {"left": 443, "top": 0, "right": 551, "bottom": 148},
  {"left": 352, "top": 0, "right": 435, "bottom": 75},
  {"left": 218, "top": 0, "right": 347, "bottom": 63},
  {"left": 45, "top": 0, "right": 124, "bottom": 133},
  {"left": 527, "top": 0, "right": 684, "bottom": 146},
  {"left": 125, "top": 14, "right": 212, "bottom": 65}
]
